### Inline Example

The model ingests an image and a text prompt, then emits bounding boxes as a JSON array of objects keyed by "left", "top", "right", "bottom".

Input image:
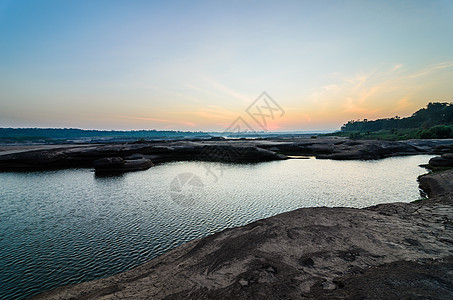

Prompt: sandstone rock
[
  {"left": 419, "top": 169, "right": 453, "bottom": 197},
  {"left": 441, "top": 153, "right": 453, "bottom": 159},
  {"left": 1, "top": 138, "right": 452, "bottom": 171},
  {"left": 93, "top": 157, "right": 124, "bottom": 167},
  {"left": 429, "top": 156, "right": 453, "bottom": 167},
  {"left": 94, "top": 157, "right": 153, "bottom": 173},
  {"left": 322, "top": 280, "right": 337, "bottom": 290}
]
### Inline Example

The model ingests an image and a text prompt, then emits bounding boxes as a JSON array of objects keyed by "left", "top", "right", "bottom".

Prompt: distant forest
[
  {"left": 0, "top": 128, "right": 210, "bottom": 142},
  {"left": 340, "top": 102, "right": 453, "bottom": 139}
]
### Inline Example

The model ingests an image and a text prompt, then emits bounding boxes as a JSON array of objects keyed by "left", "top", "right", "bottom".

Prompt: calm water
[{"left": 0, "top": 155, "right": 432, "bottom": 299}]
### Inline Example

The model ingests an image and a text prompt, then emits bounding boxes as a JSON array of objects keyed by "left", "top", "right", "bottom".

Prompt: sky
[{"left": 0, "top": 0, "right": 452, "bottom": 131}]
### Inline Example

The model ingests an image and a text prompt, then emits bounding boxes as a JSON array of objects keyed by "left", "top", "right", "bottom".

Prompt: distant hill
[
  {"left": 341, "top": 102, "right": 453, "bottom": 132},
  {"left": 337, "top": 102, "right": 453, "bottom": 140}
]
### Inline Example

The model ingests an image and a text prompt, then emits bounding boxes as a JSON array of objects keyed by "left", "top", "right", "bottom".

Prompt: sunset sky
[{"left": 1, "top": 0, "right": 452, "bottom": 131}]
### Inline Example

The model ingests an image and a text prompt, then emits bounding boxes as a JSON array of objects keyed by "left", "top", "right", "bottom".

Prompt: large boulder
[
  {"left": 93, "top": 157, "right": 124, "bottom": 167},
  {"left": 441, "top": 153, "right": 453, "bottom": 159},
  {"left": 419, "top": 169, "right": 453, "bottom": 197},
  {"left": 94, "top": 156, "right": 153, "bottom": 173},
  {"left": 197, "top": 145, "right": 286, "bottom": 163},
  {"left": 429, "top": 156, "right": 453, "bottom": 167}
]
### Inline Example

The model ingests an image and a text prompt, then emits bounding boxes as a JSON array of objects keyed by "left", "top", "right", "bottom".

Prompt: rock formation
[
  {"left": 1, "top": 138, "right": 452, "bottom": 171},
  {"left": 93, "top": 156, "right": 154, "bottom": 173}
]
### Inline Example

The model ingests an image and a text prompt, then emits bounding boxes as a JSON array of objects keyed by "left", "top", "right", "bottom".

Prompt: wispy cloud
[
  {"left": 322, "top": 84, "right": 339, "bottom": 91},
  {"left": 115, "top": 115, "right": 173, "bottom": 123},
  {"left": 114, "top": 114, "right": 197, "bottom": 128},
  {"left": 390, "top": 64, "right": 403, "bottom": 72},
  {"left": 184, "top": 77, "right": 251, "bottom": 105},
  {"left": 182, "top": 121, "right": 196, "bottom": 127},
  {"left": 203, "top": 77, "right": 251, "bottom": 103},
  {"left": 392, "top": 96, "right": 412, "bottom": 114},
  {"left": 406, "top": 61, "right": 453, "bottom": 79},
  {"left": 308, "top": 61, "right": 453, "bottom": 121}
]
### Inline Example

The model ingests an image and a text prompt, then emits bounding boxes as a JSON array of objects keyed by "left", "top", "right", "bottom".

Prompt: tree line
[
  {"left": 341, "top": 102, "right": 453, "bottom": 138},
  {"left": 0, "top": 128, "right": 210, "bottom": 139},
  {"left": 341, "top": 102, "right": 453, "bottom": 131}
]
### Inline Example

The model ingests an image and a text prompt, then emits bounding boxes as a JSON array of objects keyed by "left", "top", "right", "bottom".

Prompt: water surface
[{"left": 0, "top": 155, "right": 432, "bottom": 299}]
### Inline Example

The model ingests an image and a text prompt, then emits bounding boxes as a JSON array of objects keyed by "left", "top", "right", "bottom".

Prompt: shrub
[{"left": 420, "top": 125, "right": 453, "bottom": 139}]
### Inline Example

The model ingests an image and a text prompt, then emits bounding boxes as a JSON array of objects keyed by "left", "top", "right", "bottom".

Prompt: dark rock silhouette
[
  {"left": 1, "top": 138, "right": 453, "bottom": 171},
  {"left": 93, "top": 156, "right": 154, "bottom": 173},
  {"left": 428, "top": 156, "right": 453, "bottom": 167}
]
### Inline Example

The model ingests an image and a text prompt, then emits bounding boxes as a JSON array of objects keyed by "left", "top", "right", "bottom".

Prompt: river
[{"left": 0, "top": 155, "right": 433, "bottom": 299}]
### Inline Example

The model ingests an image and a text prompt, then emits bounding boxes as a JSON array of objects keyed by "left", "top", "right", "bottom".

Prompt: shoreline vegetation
[{"left": 326, "top": 102, "right": 453, "bottom": 140}]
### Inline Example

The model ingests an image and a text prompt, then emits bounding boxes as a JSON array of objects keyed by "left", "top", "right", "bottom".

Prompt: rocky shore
[
  {"left": 30, "top": 146, "right": 453, "bottom": 299},
  {"left": 1, "top": 137, "right": 452, "bottom": 171}
]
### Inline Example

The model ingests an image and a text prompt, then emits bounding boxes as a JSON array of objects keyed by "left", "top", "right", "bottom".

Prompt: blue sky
[{"left": 1, "top": 0, "right": 452, "bottom": 131}]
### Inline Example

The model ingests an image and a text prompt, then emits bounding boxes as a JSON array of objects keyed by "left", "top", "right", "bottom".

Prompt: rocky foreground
[
  {"left": 32, "top": 164, "right": 453, "bottom": 299},
  {"left": 1, "top": 137, "right": 453, "bottom": 171}
]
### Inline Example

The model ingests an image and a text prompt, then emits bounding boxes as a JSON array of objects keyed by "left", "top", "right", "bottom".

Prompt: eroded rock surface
[
  {"left": 1, "top": 138, "right": 452, "bottom": 171},
  {"left": 33, "top": 191, "right": 453, "bottom": 299},
  {"left": 93, "top": 156, "right": 154, "bottom": 173},
  {"left": 419, "top": 169, "right": 453, "bottom": 197}
]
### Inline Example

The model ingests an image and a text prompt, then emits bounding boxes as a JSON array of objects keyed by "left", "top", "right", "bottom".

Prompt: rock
[
  {"left": 317, "top": 150, "right": 364, "bottom": 160},
  {"left": 122, "top": 158, "right": 154, "bottom": 171},
  {"left": 1, "top": 138, "right": 452, "bottom": 171},
  {"left": 300, "top": 257, "right": 315, "bottom": 267},
  {"left": 441, "top": 153, "right": 453, "bottom": 159},
  {"left": 322, "top": 280, "right": 337, "bottom": 290},
  {"left": 196, "top": 145, "right": 286, "bottom": 163},
  {"left": 419, "top": 169, "right": 453, "bottom": 197},
  {"left": 125, "top": 153, "right": 148, "bottom": 160},
  {"left": 94, "top": 157, "right": 153, "bottom": 173},
  {"left": 238, "top": 279, "right": 248, "bottom": 286},
  {"left": 429, "top": 156, "right": 453, "bottom": 167},
  {"left": 93, "top": 157, "right": 124, "bottom": 167}
]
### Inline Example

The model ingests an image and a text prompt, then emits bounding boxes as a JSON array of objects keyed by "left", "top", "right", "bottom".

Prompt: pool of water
[{"left": 0, "top": 155, "right": 432, "bottom": 299}]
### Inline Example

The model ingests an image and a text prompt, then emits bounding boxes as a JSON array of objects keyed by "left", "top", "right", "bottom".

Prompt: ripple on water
[{"left": 0, "top": 156, "right": 433, "bottom": 299}]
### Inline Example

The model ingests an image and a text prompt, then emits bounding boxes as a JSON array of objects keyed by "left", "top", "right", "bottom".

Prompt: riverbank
[
  {"left": 1, "top": 137, "right": 453, "bottom": 171},
  {"left": 32, "top": 165, "right": 453, "bottom": 299}
]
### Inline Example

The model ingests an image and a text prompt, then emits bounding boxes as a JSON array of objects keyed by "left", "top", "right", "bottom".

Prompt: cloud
[
  {"left": 185, "top": 77, "right": 251, "bottom": 104},
  {"left": 342, "top": 97, "right": 379, "bottom": 115},
  {"left": 322, "top": 84, "right": 339, "bottom": 91},
  {"left": 182, "top": 105, "right": 237, "bottom": 121},
  {"left": 406, "top": 61, "right": 453, "bottom": 79},
  {"left": 182, "top": 121, "right": 196, "bottom": 127},
  {"left": 114, "top": 114, "right": 197, "bottom": 128},
  {"left": 390, "top": 64, "right": 403, "bottom": 72},
  {"left": 115, "top": 115, "right": 173, "bottom": 123},
  {"left": 306, "top": 62, "right": 453, "bottom": 122},
  {"left": 392, "top": 96, "right": 412, "bottom": 113}
]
